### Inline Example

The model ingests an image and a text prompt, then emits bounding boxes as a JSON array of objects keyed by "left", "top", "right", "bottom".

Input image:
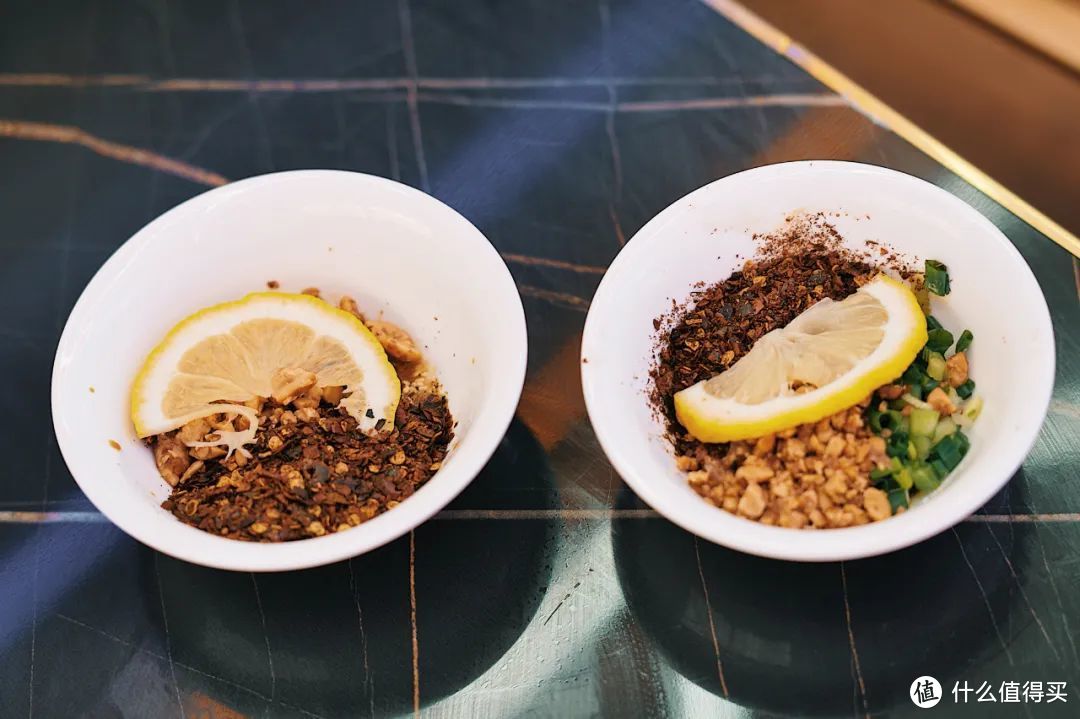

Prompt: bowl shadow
[
  {"left": 613, "top": 478, "right": 1032, "bottom": 716},
  {"left": 148, "top": 418, "right": 557, "bottom": 717}
]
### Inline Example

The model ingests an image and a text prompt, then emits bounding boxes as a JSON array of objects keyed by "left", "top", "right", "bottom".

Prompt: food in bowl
[
  {"left": 131, "top": 287, "right": 453, "bottom": 542},
  {"left": 649, "top": 213, "right": 980, "bottom": 529}
]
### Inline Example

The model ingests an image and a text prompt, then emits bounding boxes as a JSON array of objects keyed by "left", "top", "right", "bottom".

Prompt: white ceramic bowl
[
  {"left": 582, "top": 161, "right": 1054, "bottom": 562},
  {"left": 52, "top": 170, "right": 527, "bottom": 572}
]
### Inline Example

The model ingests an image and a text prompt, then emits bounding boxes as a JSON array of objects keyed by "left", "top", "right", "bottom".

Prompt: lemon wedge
[
  {"left": 674, "top": 274, "right": 926, "bottom": 443},
  {"left": 131, "top": 292, "right": 400, "bottom": 447}
]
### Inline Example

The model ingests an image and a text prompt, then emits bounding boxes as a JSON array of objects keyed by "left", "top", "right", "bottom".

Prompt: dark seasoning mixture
[
  {"left": 648, "top": 213, "right": 924, "bottom": 529},
  {"left": 650, "top": 212, "right": 909, "bottom": 456},
  {"left": 150, "top": 290, "right": 454, "bottom": 542}
]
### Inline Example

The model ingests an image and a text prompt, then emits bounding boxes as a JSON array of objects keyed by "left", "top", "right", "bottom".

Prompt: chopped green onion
[
  {"left": 910, "top": 462, "right": 941, "bottom": 492},
  {"left": 925, "top": 259, "right": 950, "bottom": 295},
  {"left": 956, "top": 329, "right": 973, "bottom": 352},
  {"left": 870, "top": 406, "right": 908, "bottom": 433},
  {"left": 886, "top": 428, "right": 911, "bottom": 458},
  {"left": 870, "top": 467, "right": 894, "bottom": 482},
  {"left": 888, "top": 488, "right": 910, "bottom": 513},
  {"left": 876, "top": 409, "right": 905, "bottom": 432},
  {"left": 962, "top": 396, "right": 984, "bottom": 421},
  {"left": 925, "top": 329, "right": 954, "bottom": 354},
  {"left": 912, "top": 434, "right": 933, "bottom": 460},
  {"left": 926, "top": 353, "right": 947, "bottom": 381},
  {"left": 930, "top": 432, "right": 969, "bottom": 471},
  {"left": 930, "top": 459, "right": 950, "bottom": 479},
  {"left": 894, "top": 466, "right": 914, "bottom": 490},
  {"left": 870, "top": 459, "right": 908, "bottom": 492},
  {"left": 866, "top": 302, "right": 977, "bottom": 504},
  {"left": 932, "top": 417, "right": 957, "bottom": 443},
  {"left": 901, "top": 393, "right": 932, "bottom": 411},
  {"left": 909, "top": 408, "right": 940, "bottom": 437},
  {"left": 902, "top": 363, "right": 928, "bottom": 386}
]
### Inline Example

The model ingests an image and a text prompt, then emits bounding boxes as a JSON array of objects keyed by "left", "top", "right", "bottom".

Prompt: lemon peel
[{"left": 131, "top": 292, "right": 400, "bottom": 447}]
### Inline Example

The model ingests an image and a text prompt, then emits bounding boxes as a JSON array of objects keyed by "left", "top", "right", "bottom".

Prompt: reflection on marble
[{"left": 0, "top": 0, "right": 1077, "bottom": 717}]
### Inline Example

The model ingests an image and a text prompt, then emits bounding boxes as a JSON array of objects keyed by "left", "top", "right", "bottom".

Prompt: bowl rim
[
  {"left": 581, "top": 160, "right": 1056, "bottom": 562},
  {"left": 51, "top": 169, "right": 528, "bottom": 571}
]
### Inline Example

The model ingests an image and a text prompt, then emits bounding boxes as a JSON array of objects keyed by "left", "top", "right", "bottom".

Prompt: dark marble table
[{"left": 2, "top": 1, "right": 1078, "bottom": 717}]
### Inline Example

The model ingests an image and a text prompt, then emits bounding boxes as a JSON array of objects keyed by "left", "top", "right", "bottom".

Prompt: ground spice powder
[{"left": 649, "top": 213, "right": 899, "bottom": 457}]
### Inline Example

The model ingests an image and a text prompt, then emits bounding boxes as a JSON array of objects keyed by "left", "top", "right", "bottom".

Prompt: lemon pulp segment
[
  {"left": 131, "top": 292, "right": 400, "bottom": 440},
  {"left": 674, "top": 275, "right": 926, "bottom": 443}
]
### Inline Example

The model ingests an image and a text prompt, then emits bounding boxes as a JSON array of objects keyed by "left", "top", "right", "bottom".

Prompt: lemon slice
[
  {"left": 131, "top": 292, "right": 400, "bottom": 445},
  {"left": 674, "top": 275, "right": 926, "bottom": 443}
]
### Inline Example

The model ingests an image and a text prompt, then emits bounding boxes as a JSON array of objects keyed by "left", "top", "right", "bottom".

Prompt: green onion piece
[
  {"left": 959, "top": 433, "right": 971, "bottom": 457},
  {"left": 956, "top": 329, "right": 973, "bottom": 352},
  {"left": 962, "top": 396, "right": 984, "bottom": 421},
  {"left": 909, "top": 408, "right": 940, "bottom": 437},
  {"left": 886, "top": 429, "right": 910, "bottom": 458},
  {"left": 926, "top": 353, "right": 947, "bottom": 381},
  {"left": 912, "top": 434, "right": 933, "bottom": 460},
  {"left": 923, "top": 378, "right": 940, "bottom": 393},
  {"left": 956, "top": 379, "right": 975, "bottom": 399},
  {"left": 908, "top": 383, "right": 924, "bottom": 401},
  {"left": 910, "top": 462, "right": 941, "bottom": 492},
  {"left": 930, "top": 459, "right": 950, "bottom": 479},
  {"left": 926, "top": 315, "right": 944, "bottom": 332},
  {"left": 894, "top": 466, "right": 914, "bottom": 490},
  {"left": 925, "top": 329, "right": 954, "bottom": 354},
  {"left": 870, "top": 467, "right": 894, "bottom": 482},
  {"left": 902, "top": 364, "right": 927, "bottom": 386},
  {"left": 933, "top": 417, "right": 957, "bottom": 443},
  {"left": 868, "top": 406, "right": 883, "bottom": 433},
  {"left": 907, "top": 441, "right": 918, "bottom": 460},
  {"left": 878, "top": 409, "right": 905, "bottom": 431},
  {"left": 888, "top": 488, "right": 910, "bottom": 513},
  {"left": 901, "top": 393, "right": 932, "bottom": 411},
  {"left": 925, "top": 259, "right": 950, "bottom": 295},
  {"left": 930, "top": 433, "right": 970, "bottom": 471}
]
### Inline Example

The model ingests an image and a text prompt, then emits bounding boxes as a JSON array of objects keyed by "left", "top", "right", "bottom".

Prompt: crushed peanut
[
  {"left": 367, "top": 320, "right": 423, "bottom": 363},
  {"left": 338, "top": 295, "right": 365, "bottom": 322},
  {"left": 271, "top": 367, "right": 318, "bottom": 405},
  {"left": 679, "top": 399, "right": 891, "bottom": 529},
  {"left": 926, "top": 386, "right": 957, "bottom": 415},
  {"left": 945, "top": 351, "right": 968, "bottom": 388},
  {"left": 153, "top": 435, "right": 190, "bottom": 487}
]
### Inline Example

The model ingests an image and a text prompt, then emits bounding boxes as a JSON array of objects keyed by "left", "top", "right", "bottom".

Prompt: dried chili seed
[{"left": 157, "top": 389, "right": 453, "bottom": 542}]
